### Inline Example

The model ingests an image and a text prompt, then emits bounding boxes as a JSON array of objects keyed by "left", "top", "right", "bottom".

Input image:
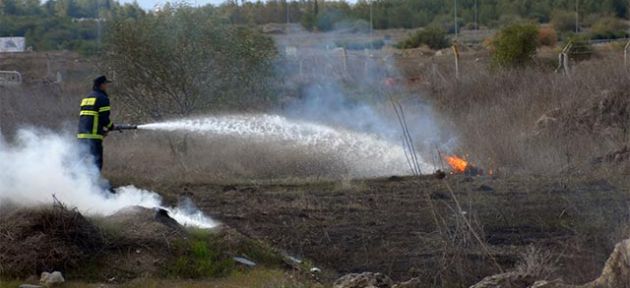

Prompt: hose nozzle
[{"left": 113, "top": 124, "right": 138, "bottom": 131}]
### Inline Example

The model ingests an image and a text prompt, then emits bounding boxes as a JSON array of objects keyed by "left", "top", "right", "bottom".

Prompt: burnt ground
[{"left": 114, "top": 173, "right": 630, "bottom": 287}]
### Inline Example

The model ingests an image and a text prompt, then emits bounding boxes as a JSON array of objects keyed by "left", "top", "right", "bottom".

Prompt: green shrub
[
  {"left": 566, "top": 35, "right": 593, "bottom": 61},
  {"left": 538, "top": 26, "right": 558, "bottom": 47},
  {"left": 591, "top": 17, "right": 629, "bottom": 40},
  {"left": 165, "top": 229, "right": 234, "bottom": 279},
  {"left": 163, "top": 228, "right": 287, "bottom": 279},
  {"left": 301, "top": 12, "right": 317, "bottom": 31},
  {"left": 396, "top": 27, "right": 450, "bottom": 50},
  {"left": 491, "top": 23, "right": 539, "bottom": 68},
  {"left": 335, "top": 39, "right": 385, "bottom": 50},
  {"left": 551, "top": 10, "right": 577, "bottom": 32}
]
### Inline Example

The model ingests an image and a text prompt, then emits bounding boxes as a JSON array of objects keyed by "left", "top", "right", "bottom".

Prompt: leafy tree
[
  {"left": 396, "top": 26, "right": 451, "bottom": 50},
  {"left": 492, "top": 23, "right": 539, "bottom": 68},
  {"left": 551, "top": 9, "right": 576, "bottom": 32},
  {"left": 591, "top": 16, "right": 628, "bottom": 39},
  {"left": 565, "top": 34, "right": 593, "bottom": 61},
  {"left": 103, "top": 4, "right": 278, "bottom": 120},
  {"left": 538, "top": 26, "right": 557, "bottom": 47}
]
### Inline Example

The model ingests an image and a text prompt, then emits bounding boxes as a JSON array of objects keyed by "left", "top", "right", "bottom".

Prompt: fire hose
[{"left": 112, "top": 124, "right": 138, "bottom": 132}]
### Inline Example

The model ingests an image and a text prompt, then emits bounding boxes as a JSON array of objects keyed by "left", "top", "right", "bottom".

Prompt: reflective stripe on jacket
[{"left": 77, "top": 89, "right": 113, "bottom": 141}]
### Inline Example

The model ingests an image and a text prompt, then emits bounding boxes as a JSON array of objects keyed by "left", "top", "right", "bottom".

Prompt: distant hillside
[{"left": 1, "top": 0, "right": 629, "bottom": 54}]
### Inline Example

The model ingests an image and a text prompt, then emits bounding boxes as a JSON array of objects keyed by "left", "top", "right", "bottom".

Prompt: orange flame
[{"left": 445, "top": 155, "right": 468, "bottom": 173}]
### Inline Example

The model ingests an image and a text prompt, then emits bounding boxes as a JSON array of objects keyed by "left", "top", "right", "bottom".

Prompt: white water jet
[{"left": 140, "top": 114, "right": 433, "bottom": 176}]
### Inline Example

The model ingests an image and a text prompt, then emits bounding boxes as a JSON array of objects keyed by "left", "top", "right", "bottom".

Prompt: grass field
[{"left": 2, "top": 30, "right": 630, "bottom": 287}]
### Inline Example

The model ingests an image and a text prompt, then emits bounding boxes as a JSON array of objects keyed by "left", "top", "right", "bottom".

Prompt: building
[{"left": 0, "top": 37, "right": 26, "bottom": 53}]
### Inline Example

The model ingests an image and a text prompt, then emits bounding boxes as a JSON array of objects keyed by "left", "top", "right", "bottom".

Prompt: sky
[{"left": 119, "top": 0, "right": 221, "bottom": 10}]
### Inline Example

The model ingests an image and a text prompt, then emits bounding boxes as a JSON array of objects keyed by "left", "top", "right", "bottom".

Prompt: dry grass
[
  {"left": 0, "top": 204, "right": 105, "bottom": 278},
  {"left": 0, "top": 82, "right": 83, "bottom": 138},
  {"left": 104, "top": 132, "right": 349, "bottom": 185},
  {"left": 424, "top": 54, "right": 630, "bottom": 173},
  {"left": 0, "top": 268, "right": 321, "bottom": 288},
  {"left": 4, "top": 49, "right": 629, "bottom": 181}
]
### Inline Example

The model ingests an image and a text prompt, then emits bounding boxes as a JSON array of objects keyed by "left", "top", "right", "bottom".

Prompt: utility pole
[
  {"left": 474, "top": 0, "right": 478, "bottom": 30},
  {"left": 285, "top": 0, "right": 289, "bottom": 25},
  {"left": 575, "top": 0, "right": 579, "bottom": 33},
  {"left": 370, "top": 0, "right": 374, "bottom": 38},
  {"left": 454, "top": 0, "right": 458, "bottom": 38},
  {"left": 96, "top": 1, "right": 101, "bottom": 50}
]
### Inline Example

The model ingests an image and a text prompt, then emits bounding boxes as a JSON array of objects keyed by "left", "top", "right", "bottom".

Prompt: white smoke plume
[
  {"left": 0, "top": 128, "right": 216, "bottom": 228},
  {"left": 272, "top": 27, "right": 455, "bottom": 170}
]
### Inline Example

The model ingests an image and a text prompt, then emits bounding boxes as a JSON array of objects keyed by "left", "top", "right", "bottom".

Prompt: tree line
[
  {"left": 218, "top": 0, "right": 629, "bottom": 31},
  {"left": 1, "top": 0, "right": 629, "bottom": 54},
  {"left": 0, "top": 0, "right": 144, "bottom": 54}
]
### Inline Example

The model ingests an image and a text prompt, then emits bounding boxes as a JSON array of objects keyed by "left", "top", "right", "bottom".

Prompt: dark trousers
[{"left": 79, "top": 139, "right": 103, "bottom": 171}]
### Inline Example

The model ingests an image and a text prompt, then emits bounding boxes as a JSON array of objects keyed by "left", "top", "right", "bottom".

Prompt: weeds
[
  {"left": 0, "top": 204, "right": 105, "bottom": 278},
  {"left": 164, "top": 229, "right": 234, "bottom": 279},
  {"left": 163, "top": 228, "right": 285, "bottom": 279},
  {"left": 426, "top": 55, "right": 630, "bottom": 173}
]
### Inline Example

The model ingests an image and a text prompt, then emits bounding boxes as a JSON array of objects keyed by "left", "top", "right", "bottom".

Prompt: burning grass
[{"left": 426, "top": 55, "right": 630, "bottom": 173}]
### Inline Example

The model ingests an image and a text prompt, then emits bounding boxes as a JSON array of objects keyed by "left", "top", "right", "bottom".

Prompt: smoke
[
  {"left": 274, "top": 26, "right": 453, "bottom": 170},
  {"left": 0, "top": 129, "right": 216, "bottom": 228}
]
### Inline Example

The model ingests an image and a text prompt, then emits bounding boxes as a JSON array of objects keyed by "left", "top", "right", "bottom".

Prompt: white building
[{"left": 0, "top": 37, "right": 26, "bottom": 53}]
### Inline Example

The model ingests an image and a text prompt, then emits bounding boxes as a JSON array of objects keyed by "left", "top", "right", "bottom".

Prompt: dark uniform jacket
[{"left": 77, "top": 88, "right": 113, "bottom": 140}]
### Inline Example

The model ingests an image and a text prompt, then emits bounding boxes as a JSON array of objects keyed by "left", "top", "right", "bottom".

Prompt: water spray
[{"left": 137, "top": 114, "right": 434, "bottom": 177}]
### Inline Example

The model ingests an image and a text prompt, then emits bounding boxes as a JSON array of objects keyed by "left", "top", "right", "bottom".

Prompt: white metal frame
[{"left": 0, "top": 70, "right": 22, "bottom": 86}]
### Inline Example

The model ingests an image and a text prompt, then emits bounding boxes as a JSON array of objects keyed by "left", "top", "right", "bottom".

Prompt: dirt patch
[{"left": 142, "top": 174, "right": 630, "bottom": 286}]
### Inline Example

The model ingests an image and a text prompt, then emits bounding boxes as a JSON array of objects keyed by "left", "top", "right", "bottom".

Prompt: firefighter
[{"left": 77, "top": 75, "right": 115, "bottom": 171}]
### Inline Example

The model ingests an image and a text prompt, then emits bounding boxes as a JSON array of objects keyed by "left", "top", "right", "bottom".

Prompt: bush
[
  {"left": 538, "top": 26, "right": 558, "bottom": 47},
  {"left": 164, "top": 228, "right": 284, "bottom": 279},
  {"left": 335, "top": 39, "right": 385, "bottom": 50},
  {"left": 566, "top": 35, "right": 593, "bottom": 61},
  {"left": 591, "top": 17, "right": 629, "bottom": 40},
  {"left": 165, "top": 229, "right": 234, "bottom": 278},
  {"left": 551, "top": 10, "right": 576, "bottom": 32},
  {"left": 491, "top": 23, "right": 539, "bottom": 68},
  {"left": 396, "top": 27, "right": 451, "bottom": 50}
]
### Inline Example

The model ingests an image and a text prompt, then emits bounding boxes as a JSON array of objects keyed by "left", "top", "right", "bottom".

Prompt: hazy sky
[{"left": 119, "top": 0, "right": 221, "bottom": 10}]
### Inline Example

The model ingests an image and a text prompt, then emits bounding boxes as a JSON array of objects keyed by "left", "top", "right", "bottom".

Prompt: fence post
[
  {"left": 556, "top": 42, "right": 572, "bottom": 76},
  {"left": 342, "top": 48, "right": 348, "bottom": 75},
  {"left": 452, "top": 43, "right": 460, "bottom": 80},
  {"left": 624, "top": 40, "right": 630, "bottom": 68}
]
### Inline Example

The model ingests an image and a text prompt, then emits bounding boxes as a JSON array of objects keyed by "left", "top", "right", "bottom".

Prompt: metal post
[
  {"left": 452, "top": 44, "right": 460, "bottom": 79},
  {"left": 556, "top": 42, "right": 573, "bottom": 75},
  {"left": 454, "top": 0, "right": 458, "bottom": 38},
  {"left": 369, "top": 0, "right": 373, "bottom": 38},
  {"left": 285, "top": 0, "right": 289, "bottom": 25},
  {"left": 342, "top": 48, "right": 348, "bottom": 74},
  {"left": 474, "top": 0, "right": 478, "bottom": 31},
  {"left": 575, "top": 0, "right": 579, "bottom": 33},
  {"left": 563, "top": 42, "right": 572, "bottom": 75}
]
